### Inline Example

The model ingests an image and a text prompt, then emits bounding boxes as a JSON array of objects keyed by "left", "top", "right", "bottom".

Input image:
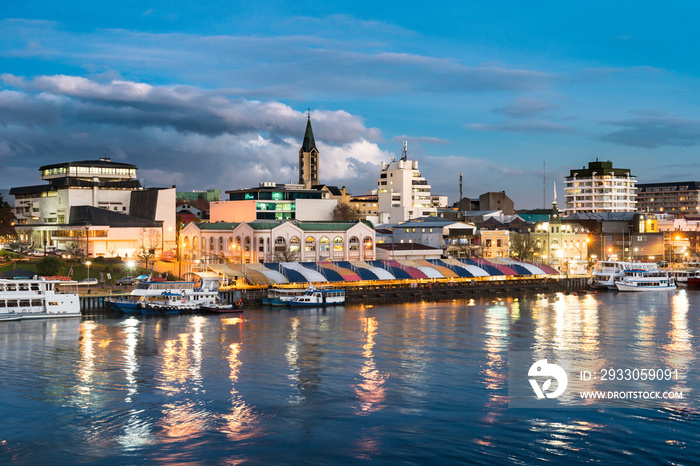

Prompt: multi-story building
[
  {"left": 211, "top": 183, "right": 337, "bottom": 223},
  {"left": 9, "top": 158, "right": 175, "bottom": 257},
  {"left": 636, "top": 181, "right": 700, "bottom": 219},
  {"left": 349, "top": 193, "right": 379, "bottom": 220},
  {"left": 377, "top": 143, "right": 436, "bottom": 223},
  {"left": 530, "top": 201, "right": 589, "bottom": 268},
  {"left": 176, "top": 189, "right": 221, "bottom": 203},
  {"left": 564, "top": 159, "right": 636, "bottom": 214},
  {"left": 181, "top": 220, "right": 376, "bottom": 264}
]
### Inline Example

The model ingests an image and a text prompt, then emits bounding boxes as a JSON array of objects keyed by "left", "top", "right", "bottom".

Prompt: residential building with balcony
[
  {"left": 636, "top": 181, "right": 700, "bottom": 219},
  {"left": 564, "top": 159, "right": 636, "bottom": 214},
  {"left": 377, "top": 143, "right": 436, "bottom": 223}
]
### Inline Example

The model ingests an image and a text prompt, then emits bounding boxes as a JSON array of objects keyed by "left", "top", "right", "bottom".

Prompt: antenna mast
[
  {"left": 543, "top": 161, "right": 546, "bottom": 208},
  {"left": 459, "top": 171, "right": 463, "bottom": 201},
  {"left": 400, "top": 141, "right": 408, "bottom": 161}
]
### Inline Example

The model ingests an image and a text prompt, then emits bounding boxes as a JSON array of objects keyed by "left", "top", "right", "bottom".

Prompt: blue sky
[{"left": 2, "top": 1, "right": 700, "bottom": 208}]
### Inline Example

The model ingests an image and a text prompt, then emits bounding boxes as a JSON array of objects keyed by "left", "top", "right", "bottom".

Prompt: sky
[{"left": 2, "top": 1, "right": 700, "bottom": 209}]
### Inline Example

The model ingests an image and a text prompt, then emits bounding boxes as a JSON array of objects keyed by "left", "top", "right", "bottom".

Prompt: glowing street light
[{"left": 86, "top": 260, "right": 92, "bottom": 291}]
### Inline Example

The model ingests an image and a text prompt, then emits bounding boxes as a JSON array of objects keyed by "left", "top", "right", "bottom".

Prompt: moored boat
[
  {"left": 615, "top": 270, "right": 676, "bottom": 292},
  {"left": 288, "top": 287, "right": 345, "bottom": 307},
  {"left": 590, "top": 261, "right": 659, "bottom": 289},
  {"left": 265, "top": 287, "right": 312, "bottom": 306},
  {"left": 0, "top": 277, "right": 81, "bottom": 320}
]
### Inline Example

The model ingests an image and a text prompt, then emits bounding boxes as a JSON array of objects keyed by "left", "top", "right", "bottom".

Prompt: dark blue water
[{"left": 1, "top": 291, "right": 699, "bottom": 464}]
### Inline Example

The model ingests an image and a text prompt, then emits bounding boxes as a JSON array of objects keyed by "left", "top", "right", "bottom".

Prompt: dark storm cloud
[{"left": 601, "top": 116, "right": 700, "bottom": 148}]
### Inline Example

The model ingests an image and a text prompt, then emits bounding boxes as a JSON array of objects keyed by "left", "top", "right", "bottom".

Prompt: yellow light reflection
[
  {"left": 221, "top": 343, "right": 262, "bottom": 441},
  {"left": 76, "top": 321, "right": 97, "bottom": 403},
  {"left": 354, "top": 317, "right": 387, "bottom": 414}
]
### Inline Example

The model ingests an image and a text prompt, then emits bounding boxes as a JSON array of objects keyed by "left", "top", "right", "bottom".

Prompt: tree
[
  {"left": 138, "top": 228, "right": 162, "bottom": 269},
  {"left": 332, "top": 203, "right": 361, "bottom": 221},
  {"left": 0, "top": 193, "right": 16, "bottom": 240},
  {"left": 36, "top": 256, "right": 64, "bottom": 276},
  {"left": 65, "top": 242, "right": 85, "bottom": 262},
  {"left": 510, "top": 233, "right": 535, "bottom": 261}
]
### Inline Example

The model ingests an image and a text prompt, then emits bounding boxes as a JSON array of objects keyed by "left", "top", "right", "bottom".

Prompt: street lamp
[{"left": 86, "top": 260, "right": 91, "bottom": 291}]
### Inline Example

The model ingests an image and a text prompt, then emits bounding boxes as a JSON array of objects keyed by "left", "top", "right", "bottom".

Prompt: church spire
[
  {"left": 299, "top": 109, "right": 319, "bottom": 188},
  {"left": 301, "top": 109, "right": 317, "bottom": 153}
]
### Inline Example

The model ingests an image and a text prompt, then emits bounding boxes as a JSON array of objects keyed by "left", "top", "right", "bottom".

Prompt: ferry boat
[
  {"left": 0, "top": 278, "right": 81, "bottom": 320},
  {"left": 139, "top": 288, "right": 221, "bottom": 314},
  {"left": 107, "top": 276, "right": 221, "bottom": 314},
  {"left": 288, "top": 287, "right": 345, "bottom": 307},
  {"left": 615, "top": 270, "right": 676, "bottom": 292},
  {"left": 687, "top": 270, "right": 700, "bottom": 289},
  {"left": 264, "top": 287, "right": 309, "bottom": 306},
  {"left": 590, "top": 261, "right": 659, "bottom": 290}
]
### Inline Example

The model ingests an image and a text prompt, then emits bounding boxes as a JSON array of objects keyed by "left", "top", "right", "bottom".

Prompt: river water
[{"left": 1, "top": 291, "right": 699, "bottom": 464}]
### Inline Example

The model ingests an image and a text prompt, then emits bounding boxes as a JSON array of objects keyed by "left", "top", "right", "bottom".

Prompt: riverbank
[{"left": 81, "top": 276, "right": 589, "bottom": 313}]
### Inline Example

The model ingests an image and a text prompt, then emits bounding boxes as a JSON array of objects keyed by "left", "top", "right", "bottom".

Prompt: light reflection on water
[{"left": 0, "top": 292, "right": 699, "bottom": 463}]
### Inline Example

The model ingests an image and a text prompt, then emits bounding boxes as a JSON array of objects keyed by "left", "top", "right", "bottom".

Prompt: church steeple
[
  {"left": 301, "top": 111, "right": 317, "bottom": 152},
  {"left": 299, "top": 109, "right": 319, "bottom": 189}
]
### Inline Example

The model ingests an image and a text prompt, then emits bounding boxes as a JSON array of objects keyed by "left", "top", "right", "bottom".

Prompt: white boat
[
  {"left": 669, "top": 268, "right": 698, "bottom": 286},
  {"left": 139, "top": 288, "right": 221, "bottom": 313},
  {"left": 590, "top": 261, "right": 659, "bottom": 290},
  {"left": 264, "top": 287, "right": 308, "bottom": 306},
  {"left": 288, "top": 287, "right": 345, "bottom": 307},
  {"left": 615, "top": 270, "right": 677, "bottom": 292},
  {"left": 0, "top": 278, "right": 81, "bottom": 320},
  {"left": 107, "top": 275, "right": 221, "bottom": 314}
]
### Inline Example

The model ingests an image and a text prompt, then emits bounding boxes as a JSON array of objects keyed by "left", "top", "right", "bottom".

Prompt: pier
[{"left": 80, "top": 276, "right": 589, "bottom": 313}]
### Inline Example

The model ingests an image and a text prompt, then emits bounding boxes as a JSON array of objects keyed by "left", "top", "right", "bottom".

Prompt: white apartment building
[
  {"left": 564, "top": 159, "right": 636, "bottom": 214},
  {"left": 377, "top": 144, "right": 436, "bottom": 223}
]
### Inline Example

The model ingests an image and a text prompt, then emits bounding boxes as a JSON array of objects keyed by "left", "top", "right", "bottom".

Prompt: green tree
[
  {"left": 0, "top": 193, "right": 17, "bottom": 240},
  {"left": 36, "top": 256, "right": 65, "bottom": 276}
]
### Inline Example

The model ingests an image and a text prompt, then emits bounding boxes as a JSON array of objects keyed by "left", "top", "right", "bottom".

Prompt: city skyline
[{"left": 1, "top": 2, "right": 700, "bottom": 208}]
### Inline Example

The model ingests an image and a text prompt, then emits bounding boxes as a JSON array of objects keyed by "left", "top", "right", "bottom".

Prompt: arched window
[
  {"left": 193, "top": 236, "right": 198, "bottom": 251},
  {"left": 228, "top": 237, "right": 234, "bottom": 252},
  {"left": 290, "top": 236, "right": 300, "bottom": 252},
  {"left": 209, "top": 237, "right": 215, "bottom": 251},
  {"left": 349, "top": 236, "right": 360, "bottom": 251},
  {"left": 319, "top": 236, "right": 330, "bottom": 253},
  {"left": 305, "top": 237, "right": 316, "bottom": 252},
  {"left": 333, "top": 237, "right": 344, "bottom": 252},
  {"left": 275, "top": 237, "right": 286, "bottom": 252},
  {"left": 244, "top": 236, "right": 251, "bottom": 252},
  {"left": 550, "top": 239, "right": 559, "bottom": 250}
]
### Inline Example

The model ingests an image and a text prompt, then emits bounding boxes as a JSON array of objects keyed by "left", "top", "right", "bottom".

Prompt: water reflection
[
  {"left": 221, "top": 342, "right": 262, "bottom": 441},
  {"left": 354, "top": 317, "right": 387, "bottom": 414}
]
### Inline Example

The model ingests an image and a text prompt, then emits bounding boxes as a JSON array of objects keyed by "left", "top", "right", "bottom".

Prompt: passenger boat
[
  {"left": 615, "top": 270, "right": 676, "bottom": 292},
  {"left": 686, "top": 271, "right": 700, "bottom": 289},
  {"left": 0, "top": 277, "right": 81, "bottom": 320},
  {"left": 590, "top": 261, "right": 659, "bottom": 290},
  {"left": 139, "top": 288, "right": 221, "bottom": 314},
  {"left": 288, "top": 287, "right": 345, "bottom": 307},
  {"left": 264, "top": 287, "right": 308, "bottom": 306},
  {"left": 670, "top": 268, "right": 698, "bottom": 286},
  {"left": 107, "top": 276, "right": 221, "bottom": 314}
]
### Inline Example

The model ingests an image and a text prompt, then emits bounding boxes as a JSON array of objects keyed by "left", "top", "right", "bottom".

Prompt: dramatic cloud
[
  {"left": 601, "top": 116, "right": 700, "bottom": 148},
  {"left": 0, "top": 74, "right": 386, "bottom": 192}
]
